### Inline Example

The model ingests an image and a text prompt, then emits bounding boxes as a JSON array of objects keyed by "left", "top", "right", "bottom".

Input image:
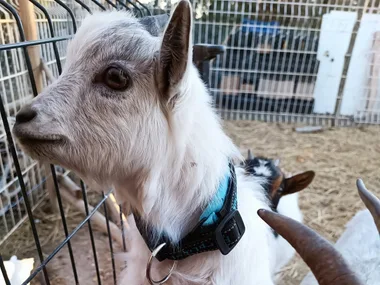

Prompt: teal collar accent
[
  {"left": 133, "top": 162, "right": 245, "bottom": 261},
  {"left": 200, "top": 173, "right": 230, "bottom": 226}
]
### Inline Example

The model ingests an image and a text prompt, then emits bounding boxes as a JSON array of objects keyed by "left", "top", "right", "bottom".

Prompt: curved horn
[
  {"left": 257, "top": 209, "right": 363, "bottom": 285},
  {"left": 138, "top": 14, "right": 169, "bottom": 36},
  {"left": 357, "top": 179, "right": 380, "bottom": 233},
  {"left": 247, "top": 149, "right": 253, "bottom": 160}
]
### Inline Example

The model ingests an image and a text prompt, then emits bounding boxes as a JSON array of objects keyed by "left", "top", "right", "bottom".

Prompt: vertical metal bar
[
  {"left": 50, "top": 165, "right": 79, "bottom": 284},
  {"left": 0, "top": 256, "right": 11, "bottom": 285},
  {"left": 115, "top": 0, "right": 131, "bottom": 11},
  {"left": 89, "top": 0, "right": 107, "bottom": 11},
  {"left": 74, "top": 0, "right": 93, "bottom": 14},
  {"left": 80, "top": 181, "right": 102, "bottom": 285},
  {"left": 0, "top": 3, "right": 51, "bottom": 284},
  {"left": 26, "top": 2, "right": 80, "bottom": 283},
  {"left": 119, "top": 204, "right": 127, "bottom": 252},
  {"left": 103, "top": 0, "right": 118, "bottom": 10},
  {"left": 52, "top": 0, "right": 78, "bottom": 33},
  {"left": 29, "top": 0, "right": 62, "bottom": 74},
  {"left": 135, "top": 0, "right": 151, "bottom": 16},
  {"left": 103, "top": 193, "right": 117, "bottom": 285},
  {"left": 125, "top": 0, "right": 143, "bottom": 17},
  {"left": 0, "top": 0, "right": 38, "bottom": 96},
  {"left": 0, "top": 94, "right": 50, "bottom": 285}
]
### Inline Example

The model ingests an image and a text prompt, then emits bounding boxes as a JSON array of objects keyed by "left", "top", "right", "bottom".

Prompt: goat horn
[
  {"left": 138, "top": 14, "right": 169, "bottom": 37},
  {"left": 247, "top": 149, "right": 253, "bottom": 160},
  {"left": 257, "top": 209, "right": 363, "bottom": 285},
  {"left": 357, "top": 179, "right": 380, "bottom": 233}
]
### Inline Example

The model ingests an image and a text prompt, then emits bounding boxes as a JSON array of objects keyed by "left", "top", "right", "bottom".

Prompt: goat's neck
[{"left": 127, "top": 71, "right": 239, "bottom": 242}]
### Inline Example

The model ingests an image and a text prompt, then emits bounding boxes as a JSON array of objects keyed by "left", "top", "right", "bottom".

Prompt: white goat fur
[
  {"left": 274, "top": 193, "right": 303, "bottom": 276},
  {"left": 301, "top": 209, "right": 380, "bottom": 285},
  {"left": 12, "top": 4, "right": 282, "bottom": 285}
]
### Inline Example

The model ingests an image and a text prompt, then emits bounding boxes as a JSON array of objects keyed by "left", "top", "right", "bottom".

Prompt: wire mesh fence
[{"left": 0, "top": 0, "right": 380, "bottom": 284}]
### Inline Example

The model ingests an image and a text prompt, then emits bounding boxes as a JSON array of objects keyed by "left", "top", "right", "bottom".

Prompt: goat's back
[{"left": 301, "top": 209, "right": 380, "bottom": 285}]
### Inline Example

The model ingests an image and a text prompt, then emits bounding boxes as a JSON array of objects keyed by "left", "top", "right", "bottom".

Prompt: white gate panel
[
  {"left": 313, "top": 11, "right": 357, "bottom": 114},
  {"left": 340, "top": 14, "right": 380, "bottom": 116}
]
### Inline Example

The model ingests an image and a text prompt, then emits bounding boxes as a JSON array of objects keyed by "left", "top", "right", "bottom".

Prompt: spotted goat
[{"left": 242, "top": 150, "right": 315, "bottom": 277}]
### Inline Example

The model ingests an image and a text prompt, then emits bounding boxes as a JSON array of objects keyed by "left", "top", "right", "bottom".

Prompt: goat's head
[
  {"left": 243, "top": 149, "right": 315, "bottom": 208},
  {"left": 13, "top": 1, "right": 197, "bottom": 187}
]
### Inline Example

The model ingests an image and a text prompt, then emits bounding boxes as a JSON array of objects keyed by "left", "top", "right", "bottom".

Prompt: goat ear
[
  {"left": 283, "top": 171, "right": 315, "bottom": 195},
  {"left": 139, "top": 14, "right": 169, "bottom": 36},
  {"left": 157, "top": 0, "right": 192, "bottom": 100},
  {"left": 273, "top": 159, "right": 280, "bottom": 167},
  {"left": 357, "top": 179, "right": 380, "bottom": 233}
]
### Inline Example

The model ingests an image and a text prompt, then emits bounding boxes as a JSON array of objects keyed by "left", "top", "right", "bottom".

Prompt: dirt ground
[{"left": 1, "top": 120, "right": 379, "bottom": 285}]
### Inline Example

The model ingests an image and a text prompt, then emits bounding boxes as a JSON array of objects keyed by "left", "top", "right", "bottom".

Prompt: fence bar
[
  {"left": 0, "top": 36, "right": 72, "bottom": 51},
  {"left": 119, "top": 204, "right": 127, "bottom": 252},
  {"left": 74, "top": 0, "right": 92, "bottom": 14},
  {"left": 80, "top": 181, "right": 102, "bottom": 285},
  {"left": 0, "top": 256, "right": 11, "bottom": 285},
  {"left": 0, "top": 94, "right": 50, "bottom": 285},
  {"left": 52, "top": 0, "right": 78, "bottom": 33},
  {"left": 19, "top": 0, "right": 43, "bottom": 93},
  {"left": 50, "top": 165, "right": 79, "bottom": 284},
  {"left": 22, "top": 190, "right": 113, "bottom": 284},
  {"left": 29, "top": 0, "right": 62, "bottom": 74},
  {"left": 90, "top": 0, "right": 107, "bottom": 11},
  {"left": 104, "top": 0, "right": 118, "bottom": 9},
  {"left": 135, "top": 0, "right": 151, "bottom": 16},
  {"left": 125, "top": 0, "right": 143, "bottom": 17},
  {"left": 103, "top": 192, "right": 117, "bottom": 285},
  {"left": 115, "top": 0, "right": 131, "bottom": 11},
  {"left": 0, "top": 0, "right": 38, "bottom": 96},
  {"left": 0, "top": 1, "right": 52, "bottom": 283}
]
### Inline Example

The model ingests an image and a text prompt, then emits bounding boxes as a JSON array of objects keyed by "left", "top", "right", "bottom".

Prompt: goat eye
[{"left": 103, "top": 67, "right": 129, "bottom": 91}]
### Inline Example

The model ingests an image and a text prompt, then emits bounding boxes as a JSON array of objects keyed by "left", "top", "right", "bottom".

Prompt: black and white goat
[{"left": 243, "top": 150, "right": 315, "bottom": 276}]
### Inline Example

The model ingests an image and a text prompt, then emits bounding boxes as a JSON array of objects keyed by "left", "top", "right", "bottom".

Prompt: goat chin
[{"left": 301, "top": 209, "right": 380, "bottom": 285}]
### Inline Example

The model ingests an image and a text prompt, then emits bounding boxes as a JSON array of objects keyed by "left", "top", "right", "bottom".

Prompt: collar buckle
[{"left": 214, "top": 209, "right": 245, "bottom": 255}]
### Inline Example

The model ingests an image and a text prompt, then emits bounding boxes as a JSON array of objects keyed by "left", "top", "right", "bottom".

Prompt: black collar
[{"left": 134, "top": 163, "right": 246, "bottom": 261}]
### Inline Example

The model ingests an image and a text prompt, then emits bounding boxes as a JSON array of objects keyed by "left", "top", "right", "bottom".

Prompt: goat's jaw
[{"left": 13, "top": 126, "right": 66, "bottom": 161}]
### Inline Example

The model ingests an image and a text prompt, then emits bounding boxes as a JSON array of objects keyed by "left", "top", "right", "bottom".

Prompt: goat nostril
[{"left": 16, "top": 107, "right": 37, "bottom": 124}]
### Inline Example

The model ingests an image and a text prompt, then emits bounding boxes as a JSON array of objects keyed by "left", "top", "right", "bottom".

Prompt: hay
[
  {"left": 224, "top": 120, "right": 380, "bottom": 285},
  {"left": 1, "top": 121, "right": 379, "bottom": 285}
]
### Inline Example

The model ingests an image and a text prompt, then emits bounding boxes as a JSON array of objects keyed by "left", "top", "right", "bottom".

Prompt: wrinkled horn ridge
[{"left": 257, "top": 209, "right": 363, "bottom": 285}]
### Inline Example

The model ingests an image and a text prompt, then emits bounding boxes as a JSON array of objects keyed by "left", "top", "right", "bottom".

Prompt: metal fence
[{"left": 0, "top": 0, "right": 380, "bottom": 284}]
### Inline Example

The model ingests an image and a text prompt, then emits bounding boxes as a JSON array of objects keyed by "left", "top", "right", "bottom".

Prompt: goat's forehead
[{"left": 67, "top": 11, "right": 158, "bottom": 63}]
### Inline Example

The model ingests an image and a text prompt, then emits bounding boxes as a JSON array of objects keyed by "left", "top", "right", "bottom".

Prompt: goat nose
[{"left": 16, "top": 106, "right": 37, "bottom": 124}]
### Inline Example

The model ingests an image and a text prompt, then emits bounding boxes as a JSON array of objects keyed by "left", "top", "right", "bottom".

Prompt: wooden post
[
  {"left": 19, "top": 0, "right": 56, "bottom": 212},
  {"left": 19, "top": 0, "right": 43, "bottom": 93}
]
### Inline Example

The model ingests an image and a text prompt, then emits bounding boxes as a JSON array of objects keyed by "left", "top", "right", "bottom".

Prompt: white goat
[
  {"left": 13, "top": 1, "right": 280, "bottom": 284},
  {"left": 301, "top": 179, "right": 380, "bottom": 285}
]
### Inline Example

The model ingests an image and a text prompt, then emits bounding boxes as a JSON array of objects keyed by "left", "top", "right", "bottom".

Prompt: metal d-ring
[{"left": 146, "top": 243, "right": 177, "bottom": 285}]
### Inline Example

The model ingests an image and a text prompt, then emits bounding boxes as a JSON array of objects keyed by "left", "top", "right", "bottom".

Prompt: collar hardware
[
  {"left": 214, "top": 209, "right": 245, "bottom": 255},
  {"left": 134, "top": 162, "right": 246, "bottom": 261}
]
